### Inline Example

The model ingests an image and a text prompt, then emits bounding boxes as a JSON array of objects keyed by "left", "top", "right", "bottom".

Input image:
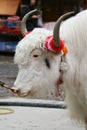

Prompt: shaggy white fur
[
  {"left": 14, "top": 28, "right": 60, "bottom": 100},
  {"left": 60, "top": 10, "right": 87, "bottom": 124},
  {"left": 14, "top": 10, "right": 87, "bottom": 129}
]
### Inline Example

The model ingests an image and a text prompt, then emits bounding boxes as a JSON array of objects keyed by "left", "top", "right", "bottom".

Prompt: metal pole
[{"left": 0, "top": 101, "right": 66, "bottom": 109}]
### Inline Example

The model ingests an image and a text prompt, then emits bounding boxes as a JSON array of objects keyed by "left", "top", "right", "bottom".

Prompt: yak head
[{"left": 13, "top": 9, "right": 73, "bottom": 99}]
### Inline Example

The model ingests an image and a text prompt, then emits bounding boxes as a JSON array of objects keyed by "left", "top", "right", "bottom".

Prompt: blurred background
[
  {"left": 0, "top": 0, "right": 87, "bottom": 98},
  {"left": 0, "top": 0, "right": 87, "bottom": 53}
]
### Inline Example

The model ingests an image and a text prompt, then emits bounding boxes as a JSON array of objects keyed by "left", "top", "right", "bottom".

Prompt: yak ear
[{"left": 60, "top": 61, "right": 69, "bottom": 71}]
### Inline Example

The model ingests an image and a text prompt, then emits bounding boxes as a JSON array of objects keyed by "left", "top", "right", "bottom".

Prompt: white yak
[{"left": 13, "top": 9, "right": 87, "bottom": 129}]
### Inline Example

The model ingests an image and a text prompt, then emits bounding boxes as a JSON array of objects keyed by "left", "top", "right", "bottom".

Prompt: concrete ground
[
  {"left": 0, "top": 106, "right": 84, "bottom": 130},
  {"left": 0, "top": 98, "right": 85, "bottom": 130},
  {"left": 0, "top": 54, "right": 18, "bottom": 97}
]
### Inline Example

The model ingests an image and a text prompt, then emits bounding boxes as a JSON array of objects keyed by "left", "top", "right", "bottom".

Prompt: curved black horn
[
  {"left": 21, "top": 9, "right": 37, "bottom": 36},
  {"left": 53, "top": 11, "right": 74, "bottom": 47}
]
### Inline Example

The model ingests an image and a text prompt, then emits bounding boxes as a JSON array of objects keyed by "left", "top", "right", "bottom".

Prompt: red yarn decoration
[{"left": 45, "top": 36, "right": 65, "bottom": 53}]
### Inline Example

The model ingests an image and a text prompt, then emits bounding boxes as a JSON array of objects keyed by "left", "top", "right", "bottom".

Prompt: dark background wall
[
  {"left": 41, "top": 0, "right": 81, "bottom": 22},
  {"left": 21, "top": 0, "right": 87, "bottom": 22}
]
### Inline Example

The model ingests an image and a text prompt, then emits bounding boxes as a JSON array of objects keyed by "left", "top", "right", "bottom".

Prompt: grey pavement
[
  {"left": 0, "top": 98, "right": 85, "bottom": 130},
  {"left": 0, "top": 54, "right": 18, "bottom": 97}
]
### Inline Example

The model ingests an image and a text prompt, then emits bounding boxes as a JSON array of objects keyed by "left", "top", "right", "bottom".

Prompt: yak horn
[
  {"left": 53, "top": 11, "right": 74, "bottom": 47},
  {"left": 21, "top": 9, "right": 37, "bottom": 36}
]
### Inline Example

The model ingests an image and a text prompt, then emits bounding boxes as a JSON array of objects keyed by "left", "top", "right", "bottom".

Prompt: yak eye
[
  {"left": 31, "top": 49, "right": 43, "bottom": 58},
  {"left": 33, "top": 55, "right": 38, "bottom": 58}
]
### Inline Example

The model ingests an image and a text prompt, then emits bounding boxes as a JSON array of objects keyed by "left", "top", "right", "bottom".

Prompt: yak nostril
[
  {"left": 11, "top": 87, "right": 33, "bottom": 97},
  {"left": 11, "top": 87, "right": 20, "bottom": 94}
]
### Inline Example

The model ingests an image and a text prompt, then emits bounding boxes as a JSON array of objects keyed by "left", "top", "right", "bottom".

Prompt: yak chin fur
[{"left": 14, "top": 10, "right": 87, "bottom": 124}]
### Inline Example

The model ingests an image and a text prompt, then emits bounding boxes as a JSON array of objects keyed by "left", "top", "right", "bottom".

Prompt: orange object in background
[{"left": 0, "top": 0, "right": 20, "bottom": 16}]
